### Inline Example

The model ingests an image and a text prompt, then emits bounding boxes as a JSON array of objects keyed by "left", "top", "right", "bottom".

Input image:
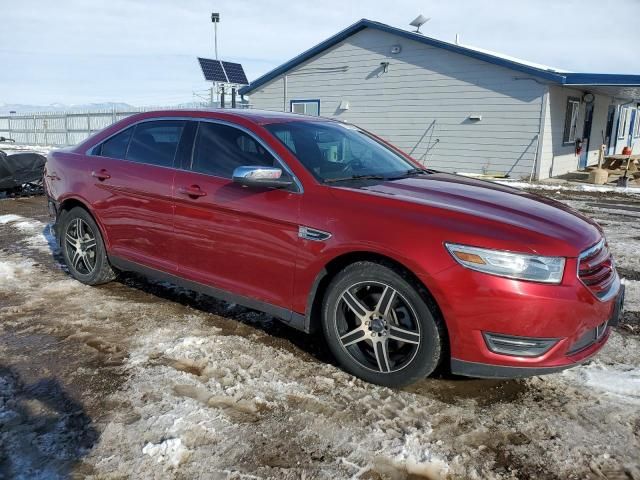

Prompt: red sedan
[{"left": 44, "top": 109, "right": 624, "bottom": 387}]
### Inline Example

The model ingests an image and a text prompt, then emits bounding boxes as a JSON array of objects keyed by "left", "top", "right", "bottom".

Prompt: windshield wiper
[
  {"left": 323, "top": 174, "right": 387, "bottom": 183},
  {"left": 387, "top": 168, "right": 430, "bottom": 180}
]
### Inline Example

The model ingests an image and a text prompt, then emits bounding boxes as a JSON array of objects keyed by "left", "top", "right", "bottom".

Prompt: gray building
[{"left": 240, "top": 19, "right": 640, "bottom": 180}]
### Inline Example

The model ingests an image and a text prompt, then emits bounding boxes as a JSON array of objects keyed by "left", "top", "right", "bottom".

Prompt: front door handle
[
  {"left": 178, "top": 185, "right": 207, "bottom": 198},
  {"left": 91, "top": 169, "right": 111, "bottom": 181}
]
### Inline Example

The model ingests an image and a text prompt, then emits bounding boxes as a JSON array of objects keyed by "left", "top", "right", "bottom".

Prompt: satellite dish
[{"left": 409, "top": 14, "right": 430, "bottom": 34}]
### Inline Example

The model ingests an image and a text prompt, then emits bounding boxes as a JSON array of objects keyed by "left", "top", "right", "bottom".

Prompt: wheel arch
[
  {"left": 305, "top": 250, "right": 448, "bottom": 345},
  {"left": 57, "top": 196, "right": 110, "bottom": 250}
]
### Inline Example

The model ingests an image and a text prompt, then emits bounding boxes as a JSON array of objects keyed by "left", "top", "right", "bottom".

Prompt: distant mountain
[{"left": 0, "top": 102, "right": 136, "bottom": 115}]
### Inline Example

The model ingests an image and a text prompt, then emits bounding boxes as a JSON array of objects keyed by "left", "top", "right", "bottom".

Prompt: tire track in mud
[{"left": 1, "top": 196, "right": 640, "bottom": 479}]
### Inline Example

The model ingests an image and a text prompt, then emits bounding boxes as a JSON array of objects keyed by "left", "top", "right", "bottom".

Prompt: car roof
[{"left": 129, "top": 108, "right": 335, "bottom": 126}]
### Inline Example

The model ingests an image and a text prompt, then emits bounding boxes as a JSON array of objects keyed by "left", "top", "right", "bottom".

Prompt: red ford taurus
[{"left": 44, "top": 109, "right": 624, "bottom": 387}]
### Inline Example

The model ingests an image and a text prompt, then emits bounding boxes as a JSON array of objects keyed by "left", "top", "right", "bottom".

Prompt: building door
[
  {"left": 579, "top": 102, "right": 595, "bottom": 169},
  {"left": 604, "top": 105, "right": 617, "bottom": 155}
]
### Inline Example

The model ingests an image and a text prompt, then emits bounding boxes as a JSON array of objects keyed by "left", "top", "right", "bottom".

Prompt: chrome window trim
[{"left": 86, "top": 115, "right": 304, "bottom": 194}]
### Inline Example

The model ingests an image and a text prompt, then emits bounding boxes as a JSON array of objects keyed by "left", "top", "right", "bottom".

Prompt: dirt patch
[
  {"left": 404, "top": 377, "right": 528, "bottom": 407},
  {"left": 620, "top": 311, "right": 640, "bottom": 335},
  {"left": 618, "top": 267, "right": 640, "bottom": 281}
]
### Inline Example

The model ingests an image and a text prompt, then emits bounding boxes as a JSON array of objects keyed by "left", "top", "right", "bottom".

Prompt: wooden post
[{"left": 598, "top": 144, "right": 605, "bottom": 169}]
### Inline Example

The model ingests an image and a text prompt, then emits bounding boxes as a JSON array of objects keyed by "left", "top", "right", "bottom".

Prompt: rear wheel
[
  {"left": 60, "top": 207, "right": 115, "bottom": 285},
  {"left": 322, "top": 261, "right": 444, "bottom": 387}
]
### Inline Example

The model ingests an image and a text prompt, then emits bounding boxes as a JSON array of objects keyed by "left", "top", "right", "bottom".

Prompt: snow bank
[{"left": 495, "top": 180, "right": 640, "bottom": 195}]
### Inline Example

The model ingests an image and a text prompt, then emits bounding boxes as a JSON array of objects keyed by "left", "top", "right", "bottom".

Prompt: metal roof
[{"left": 239, "top": 19, "right": 640, "bottom": 100}]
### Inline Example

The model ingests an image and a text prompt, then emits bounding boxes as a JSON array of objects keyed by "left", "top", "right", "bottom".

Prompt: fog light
[{"left": 483, "top": 332, "right": 558, "bottom": 357}]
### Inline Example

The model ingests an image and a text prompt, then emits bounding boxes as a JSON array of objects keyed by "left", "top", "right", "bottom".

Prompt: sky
[{"left": 2, "top": 0, "right": 640, "bottom": 107}]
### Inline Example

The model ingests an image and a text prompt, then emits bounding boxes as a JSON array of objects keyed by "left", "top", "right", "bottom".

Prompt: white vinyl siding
[
  {"left": 538, "top": 86, "right": 585, "bottom": 176},
  {"left": 248, "top": 28, "right": 545, "bottom": 179}
]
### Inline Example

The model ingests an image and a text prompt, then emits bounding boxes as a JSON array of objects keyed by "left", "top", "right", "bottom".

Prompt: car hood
[{"left": 343, "top": 173, "right": 602, "bottom": 256}]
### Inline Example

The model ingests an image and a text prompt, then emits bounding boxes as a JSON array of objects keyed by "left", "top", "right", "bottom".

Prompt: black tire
[
  {"left": 59, "top": 207, "right": 115, "bottom": 285},
  {"left": 322, "top": 261, "right": 444, "bottom": 387}
]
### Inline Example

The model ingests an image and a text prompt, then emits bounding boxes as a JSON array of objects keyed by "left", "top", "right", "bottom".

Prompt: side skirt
[{"left": 109, "top": 255, "right": 308, "bottom": 332}]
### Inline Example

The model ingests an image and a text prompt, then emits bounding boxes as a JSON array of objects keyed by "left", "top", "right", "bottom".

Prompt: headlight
[{"left": 445, "top": 243, "right": 565, "bottom": 284}]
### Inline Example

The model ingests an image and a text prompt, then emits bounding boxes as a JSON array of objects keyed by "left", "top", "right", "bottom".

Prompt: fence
[{"left": 0, "top": 104, "right": 249, "bottom": 147}]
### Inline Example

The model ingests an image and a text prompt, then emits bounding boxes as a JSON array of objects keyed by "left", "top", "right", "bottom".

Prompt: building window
[
  {"left": 562, "top": 97, "right": 580, "bottom": 144},
  {"left": 633, "top": 108, "right": 640, "bottom": 138},
  {"left": 618, "top": 107, "right": 629, "bottom": 139},
  {"left": 290, "top": 99, "right": 320, "bottom": 116}
]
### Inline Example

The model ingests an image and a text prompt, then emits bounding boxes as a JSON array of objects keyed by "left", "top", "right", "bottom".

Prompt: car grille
[{"left": 578, "top": 239, "right": 618, "bottom": 300}]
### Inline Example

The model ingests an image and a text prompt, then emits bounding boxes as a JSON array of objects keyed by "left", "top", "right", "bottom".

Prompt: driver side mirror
[{"left": 232, "top": 166, "right": 293, "bottom": 189}]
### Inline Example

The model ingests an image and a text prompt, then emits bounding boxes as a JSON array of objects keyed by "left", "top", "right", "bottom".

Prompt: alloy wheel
[
  {"left": 64, "top": 218, "right": 98, "bottom": 275},
  {"left": 333, "top": 281, "right": 421, "bottom": 373}
]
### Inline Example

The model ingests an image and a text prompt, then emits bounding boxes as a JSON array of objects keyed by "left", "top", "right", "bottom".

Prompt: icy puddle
[{"left": 1, "top": 195, "right": 639, "bottom": 479}]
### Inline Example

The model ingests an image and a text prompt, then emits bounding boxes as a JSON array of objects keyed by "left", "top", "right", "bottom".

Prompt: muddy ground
[{"left": 0, "top": 189, "right": 639, "bottom": 480}]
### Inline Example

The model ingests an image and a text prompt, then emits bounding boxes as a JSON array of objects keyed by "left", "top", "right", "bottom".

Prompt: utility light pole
[
  {"left": 211, "top": 12, "right": 220, "bottom": 108},
  {"left": 211, "top": 12, "right": 220, "bottom": 60}
]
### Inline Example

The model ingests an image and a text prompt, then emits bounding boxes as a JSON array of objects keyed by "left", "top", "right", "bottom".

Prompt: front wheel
[
  {"left": 60, "top": 207, "right": 115, "bottom": 285},
  {"left": 322, "top": 261, "right": 444, "bottom": 387}
]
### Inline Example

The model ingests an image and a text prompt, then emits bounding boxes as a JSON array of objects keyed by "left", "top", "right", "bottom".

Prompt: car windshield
[{"left": 264, "top": 120, "right": 423, "bottom": 183}]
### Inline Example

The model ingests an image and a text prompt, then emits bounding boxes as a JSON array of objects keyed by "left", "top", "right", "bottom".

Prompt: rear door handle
[
  {"left": 91, "top": 169, "right": 111, "bottom": 181},
  {"left": 178, "top": 185, "right": 207, "bottom": 198}
]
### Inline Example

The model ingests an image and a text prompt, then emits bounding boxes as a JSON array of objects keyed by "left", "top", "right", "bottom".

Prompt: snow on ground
[
  {"left": 496, "top": 179, "right": 640, "bottom": 195},
  {"left": 0, "top": 258, "right": 34, "bottom": 285},
  {"left": 0, "top": 143, "right": 54, "bottom": 156},
  {"left": 0, "top": 213, "right": 56, "bottom": 253},
  {"left": 1, "top": 193, "right": 639, "bottom": 479}
]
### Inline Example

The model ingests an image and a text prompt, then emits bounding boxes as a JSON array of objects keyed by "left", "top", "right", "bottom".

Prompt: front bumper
[{"left": 423, "top": 260, "right": 623, "bottom": 378}]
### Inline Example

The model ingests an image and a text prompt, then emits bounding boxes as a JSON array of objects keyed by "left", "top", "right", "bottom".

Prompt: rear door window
[
  {"left": 191, "top": 122, "right": 275, "bottom": 178},
  {"left": 97, "top": 126, "right": 134, "bottom": 159},
  {"left": 126, "top": 120, "right": 186, "bottom": 168}
]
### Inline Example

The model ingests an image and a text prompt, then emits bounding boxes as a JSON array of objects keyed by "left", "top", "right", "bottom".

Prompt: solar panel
[
  {"left": 221, "top": 61, "right": 248, "bottom": 85},
  {"left": 198, "top": 57, "right": 228, "bottom": 82}
]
